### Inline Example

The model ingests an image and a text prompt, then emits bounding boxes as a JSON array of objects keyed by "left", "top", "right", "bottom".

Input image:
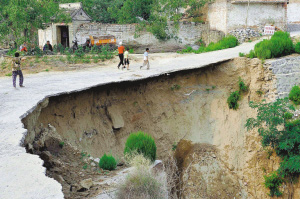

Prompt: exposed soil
[{"left": 22, "top": 57, "right": 296, "bottom": 199}]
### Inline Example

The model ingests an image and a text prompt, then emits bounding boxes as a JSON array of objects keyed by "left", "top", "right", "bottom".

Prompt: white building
[
  {"left": 38, "top": 3, "right": 91, "bottom": 48},
  {"left": 208, "top": 0, "right": 287, "bottom": 34}
]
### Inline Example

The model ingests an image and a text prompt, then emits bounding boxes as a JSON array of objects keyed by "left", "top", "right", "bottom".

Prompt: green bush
[
  {"left": 264, "top": 172, "right": 283, "bottom": 197},
  {"left": 99, "top": 153, "right": 117, "bottom": 171},
  {"left": 295, "top": 42, "right": 300, "bottom": 54},
  {"left": 284, "top": 112, "right": 293, "bottom": 120},
  {"left": 238, "top": 77, "right": 248, "bottom": 92},
  {"left": 124, "top": 131, "right": 157, "bottom": 162},
  {"left": 254, "top": 31, "right": 294, "bottom": 60},
  {"left": 179, "top": 36, "right": 238, "bottom": 54},
  {"left": 227, "top": 91, "right": 240, "bottom": 110},
  {"left": 239, "top": 52, "right": 245, "bottom": 57},
  {"left": 289, "top": 85, "right": 300, "bottom": 105}
]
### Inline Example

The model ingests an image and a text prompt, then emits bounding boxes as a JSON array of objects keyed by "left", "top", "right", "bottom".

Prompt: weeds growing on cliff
[
  {"left": 171, "top": 84, "right": 181, "bottom": 91},
  {"left": 256, "top": 90, "right": 263, "bottom": 96},
  {"left": 245, "top": 97, "right": 300, "bottom": 197},
  {"left": 238, "top": 77, "right": 248, "bottom": 92},
  {"left": 227, "top": 91, "right": 240, "bottom": 110},
  {"left": 227, "top": 78, "right": 248, "bottom": 110},
  {"left": 289, "top": 85, "right": 300, "bottom": 105}
]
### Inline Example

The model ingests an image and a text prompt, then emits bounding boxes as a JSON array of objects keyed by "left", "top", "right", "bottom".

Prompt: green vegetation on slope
[
  {"left": 178, "top": 36, "right": 238, "bottom": 54},
  {"left": 246, "top": 97, "right": 300, "bottom": 197},
  {"left": 245, "top": 31, "right": 294, "bottom": 60}
]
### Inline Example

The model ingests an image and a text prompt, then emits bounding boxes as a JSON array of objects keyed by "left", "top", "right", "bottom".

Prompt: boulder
[
  {"left": 107, "top": 106, "right": 124, "bottom": 129},
  {"left": 80, "top": 178, "right": 94, "bottom": 190}
]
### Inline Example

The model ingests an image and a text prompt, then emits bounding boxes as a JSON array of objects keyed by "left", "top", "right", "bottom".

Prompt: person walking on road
[
  {"left": 124, "top": 48, "right": 130, "bottom": 70},
  {"left": 12, "top": 52, "right": 24, "bottom": 88},
  {"left": 140, "top": 48, "right": 150, "bottom": 70},
  {"left": 117, "top": 42, "right": 125, "bottom": 69}
]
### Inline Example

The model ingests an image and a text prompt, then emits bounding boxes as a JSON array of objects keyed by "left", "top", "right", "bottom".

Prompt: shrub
[
  {"left": 254, "top": 31, "right": 294, "bottom": 60},
  {"left": 284, "top": 112, "right": 293, "bottom": 120},
  {"left": 99, "top": 153, "right": 117, "bottom": 171},
  {"left": 289, "top": 85, "right": 300, "bottom": 105},
  {"left": 295, "top": 42, "right": 300, "bottom": 54},
  {"left": 75, "top": 46, "right": 84, "bottom": 58},
  {"left": 239, "top": 77, "right": 248, "bottom": 92},
  {"left": 264, "top": 172, "right": 283, "bottom": 197},
  {"left": 239, "top": 52, "right": 245, "bottom": 57},
  {"left": 246, "top": 50, "right": 256, "bottom": 59},
  {"left": 179, "top": 35, "right": 238, "bottom": 54},
  {"left": 124, "top": 131, "right": 157, "bottom": 162},
  {"left": 227, "top": 91, "right": 240, "bottom": 110},
  {"left": 116, "top": 155, "right": 166, "bottom": 199}
]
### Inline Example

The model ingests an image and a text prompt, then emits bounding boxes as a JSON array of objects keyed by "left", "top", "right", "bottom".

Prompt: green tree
[
  {"left": 0, "top": 0, "right": 70, "bottom": 46},
  {"left": 245, "top": 98, "right": 300, "bottom": 196}
]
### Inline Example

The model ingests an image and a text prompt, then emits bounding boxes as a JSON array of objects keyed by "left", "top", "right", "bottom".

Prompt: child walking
[
  {"left": 140, "top": 48, "right": 150, "bottom": 70},
  {"left": 12, "top": 52, "right": 24, "bottom": 88},
  {"left": 123, "top": 48, "right": 130, "bottom": 70}
]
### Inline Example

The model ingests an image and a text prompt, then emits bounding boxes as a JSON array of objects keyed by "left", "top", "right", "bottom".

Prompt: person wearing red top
[{"left": 118, "top": 42, "right": 125, "bottom": 69}]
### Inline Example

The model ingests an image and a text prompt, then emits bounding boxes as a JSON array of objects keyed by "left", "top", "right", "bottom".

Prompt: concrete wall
[
  {"left": 208, "top": 0, "right": 228, "bottom": 33},
  {"left": 75, "top": 22, "right": 221, "bottom": 52},
  {"left": 38, "top": 23, "right": 74, "bottom": 48},
  {"left": 208, "top": 0, "right": 286, "bottom": 34},
  {"left": 288, "top": 1, "right": 300, "bottom": 23},
  {"left": 227, "top": 3, "right": 286, "bottom": 32}
]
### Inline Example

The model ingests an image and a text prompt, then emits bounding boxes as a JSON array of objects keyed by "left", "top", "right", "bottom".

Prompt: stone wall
[
  {"left": 229, "top": 27, "right": 263, "bottom": 43},
  {"left": 75, "top": 22, "right": 224, "bottom": 52},
  {"left": 267, "top": 56, "right": 300, "bottom": 99}
]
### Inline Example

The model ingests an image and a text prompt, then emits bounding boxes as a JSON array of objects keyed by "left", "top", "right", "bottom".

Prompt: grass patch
[
  {"left": 171, "top": 84, "right": 181, "bottom": 91},
  {"left": 178, "top": 36, "right": 238, "bottom": 54}
]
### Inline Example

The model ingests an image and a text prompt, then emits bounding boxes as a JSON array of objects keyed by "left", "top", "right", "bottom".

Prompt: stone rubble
[{"left": 229, "top": 27, "right": 264, "bottom": 43}]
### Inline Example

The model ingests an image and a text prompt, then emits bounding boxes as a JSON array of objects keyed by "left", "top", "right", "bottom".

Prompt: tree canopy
[{"left": 0, "top": 0, "right": 211, "bottom": 45}]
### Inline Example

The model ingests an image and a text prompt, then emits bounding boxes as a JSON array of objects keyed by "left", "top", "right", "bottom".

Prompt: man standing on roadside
[
  {"left": 118, "top": 42, "right": 125, "bottom": 69},
  {"left": 140, "top": 48, "right": 150, "bottom": 70},
  {"left": 12, "top": 52, "right": 25, "bottom": 88}
]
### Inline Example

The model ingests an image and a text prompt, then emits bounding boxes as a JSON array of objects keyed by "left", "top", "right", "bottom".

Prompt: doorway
[{"left": 57, "top": 26, "right": 69, "bottom": 48}]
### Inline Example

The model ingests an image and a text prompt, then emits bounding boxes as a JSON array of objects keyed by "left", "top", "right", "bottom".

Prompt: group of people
[
  {"left": 11, "top": 41, "right": 151, "bottom": 88},
  {"left": 18, "top": 41, "right": 53, "bottom": 53},
  {"left": 117, "top": 42, "right": 150, "bottom": 70}
]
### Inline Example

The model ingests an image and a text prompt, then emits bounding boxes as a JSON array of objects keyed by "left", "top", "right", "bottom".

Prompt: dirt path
[{"left": 0, "top": 40, "right": 262, "bottom": 199}]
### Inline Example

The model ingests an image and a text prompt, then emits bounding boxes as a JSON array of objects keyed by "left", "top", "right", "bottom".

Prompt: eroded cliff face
[{"left": 22, "top": 57, "right": 297, "bottom": 198}]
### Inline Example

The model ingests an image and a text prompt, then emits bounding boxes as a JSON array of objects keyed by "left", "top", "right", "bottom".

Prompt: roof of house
[
  {"left": 231, "top": 0, "right": 286, "bottom": 3},
  {"left": 52, "top": 3, "right": 92, "bottom": 22}
]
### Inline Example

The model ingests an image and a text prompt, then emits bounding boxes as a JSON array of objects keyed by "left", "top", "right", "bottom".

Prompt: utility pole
[{"left": 245, "top": 0, "right": 250, "bottom": 28}]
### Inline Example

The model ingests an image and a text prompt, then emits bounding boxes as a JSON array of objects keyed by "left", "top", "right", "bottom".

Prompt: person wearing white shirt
[
  {"left": 124, "top": 48, "right": 130, "bottom": 70},
  {"left": 140, "top": 48, "right": 150, "bottom": 70}
]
